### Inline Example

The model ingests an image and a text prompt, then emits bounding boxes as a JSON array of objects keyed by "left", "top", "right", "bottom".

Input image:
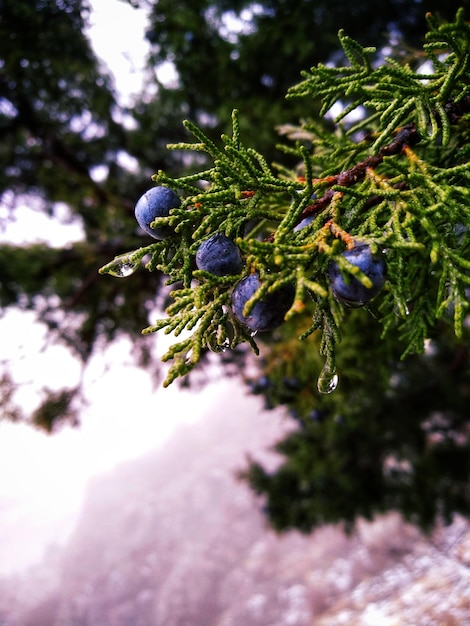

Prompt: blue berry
[
  {"left": 294, "top": 215, "right": 314, "bottom": 231},
  {"left": 293, "top": 194, "right": 316, "bottom": 232},
  {"left": 232, "top": 273, "right": 295, "bottom": 331},
  {"left": 328, "top": 243, "right": 385, "bottom": 307},
  {"left": 248, "top": 375, "right": 272, "bottom": 394},
  {"left": 196, "top": 232, "right": 243, "bottom": 276},
  {"left": 309, "top": 409, "right": 327, "bottom": 422},
  {"left": 135, "top": 186, "right": 181, "bottom": 239}
]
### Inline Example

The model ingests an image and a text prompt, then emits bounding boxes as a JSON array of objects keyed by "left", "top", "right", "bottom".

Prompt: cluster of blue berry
[{"left": 135, "top": 186, "right": 386, "bottom": 334}]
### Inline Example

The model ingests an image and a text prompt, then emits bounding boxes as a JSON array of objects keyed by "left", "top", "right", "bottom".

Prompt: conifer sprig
[
  {"left": 287, "top": 8, "right": 470, "bottom": 149},
  {"left": 100, "top": 9, "right": 470, "bottom": 388}
]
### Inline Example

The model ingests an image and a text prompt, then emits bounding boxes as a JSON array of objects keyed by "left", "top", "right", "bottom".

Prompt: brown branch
[
  {"left": 293, "top": 95, "right": 470, "bottom": 228},
  {"left": 296, "top": 123, "right": 421, "bottom": 227}
]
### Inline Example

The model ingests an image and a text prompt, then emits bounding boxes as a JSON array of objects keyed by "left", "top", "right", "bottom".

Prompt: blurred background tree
[{"left": 1, "top": 0, "right": 469, "bottom": 531}]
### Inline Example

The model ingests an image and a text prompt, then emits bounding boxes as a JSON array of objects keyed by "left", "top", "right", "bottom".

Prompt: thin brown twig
[{"left": 296, "top": 123, "right": 421, "bottom": 227}]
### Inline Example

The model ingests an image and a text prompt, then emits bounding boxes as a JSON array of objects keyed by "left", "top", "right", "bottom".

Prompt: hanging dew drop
[
  {"left": 99, "top": 248, "right": 152, "bottom": 278},
  {"left": 104, "top": 257, "right": 141, "bottom": 278},
  {"left": 317, "top": 371, "right": 338, "bottom": 394},
  {"left": 317, "top": 366, "right": 339, "bottom": 394},
  {"left": 185, "top": 349, "right": 195, "bottom": 366},
  {"left": 107, "top": 263, "right": 134, "bottom": 278},
  {"left": 394, "top": 301, "right": 410, "bottom": 317},
  {"left": 207, "top": 336, "right": 230, "bottom": 353},
  {"left": 114, "top": 263, "right": 139, "bottom": 278}
]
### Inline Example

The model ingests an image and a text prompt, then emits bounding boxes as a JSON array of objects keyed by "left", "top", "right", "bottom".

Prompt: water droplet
[
  {"left": 104, "top": 256, "right": 141, "bottom": 278},
  {"left": 207, "top": 336, "right": 230, "bottom": 353},
  {"left": 112, "top": 263, "right": 139, "bottom": 278},
  {"left": 394, "top": 301, "right": 410, "bottom": 317},
  {"left": 184, "top": 349, "right": 194, "bottom": 366},
  {"left": 317, "top": 365, "right": 339, "bottom": 394}
]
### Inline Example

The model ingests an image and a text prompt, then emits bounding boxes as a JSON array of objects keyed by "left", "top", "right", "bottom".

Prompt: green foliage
[
  {"left": 143, "top": 0, "right": 467, "bottom": 161},
  {"left": 30, "top": 386, "right": 81, "bottom": 432},
  {"left": 243, "top": 315, "right": 470, "bottom": 533},
  {"left": 2, "top": 0, "right": 468, "bottom": 429},
  {"left": 0, "top": 241, "right": 162, "bottom": 363},
  {"left": 288, "top": 12, "right": 470, "bottom": 149},
  {"left": 102, "top": 9, "right": 470, "bottom": 391},
  {"left": 0, "top": 0, "right": 115, "bottom": 203}
]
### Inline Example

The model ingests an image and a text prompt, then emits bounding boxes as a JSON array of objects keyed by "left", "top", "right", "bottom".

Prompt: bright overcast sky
[{"left": 87, "top": 0, "right": 150, "bottom": 103}]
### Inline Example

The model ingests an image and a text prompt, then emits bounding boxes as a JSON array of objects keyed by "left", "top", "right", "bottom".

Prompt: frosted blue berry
[
  {"left": 135, "top": 186, "right": 181, "bottom": 239},
  {"left": 232, "top": 273, "right": 295, "bottom": 331},
  {"left": 328, "top": 243, "right": 385, "bottom": 307},
  {"left": 196, "top": 233, "right": 243, "bottom": 276}
]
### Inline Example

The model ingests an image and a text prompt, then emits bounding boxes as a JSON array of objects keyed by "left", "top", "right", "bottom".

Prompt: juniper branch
[{"left": 99, "top": 9, "right": 470, "bottom": 387}]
